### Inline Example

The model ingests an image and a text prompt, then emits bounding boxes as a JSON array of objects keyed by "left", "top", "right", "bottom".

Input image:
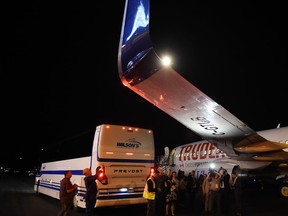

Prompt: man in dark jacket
[
  {"left": 230, "top": 171, "right": 242, "bottom": 216},
  {"left": 83, "top": 166, "right": 101, "bottom": 216},
  {"left": 156, "top": 167, "right": 168, "bottom": 216}
]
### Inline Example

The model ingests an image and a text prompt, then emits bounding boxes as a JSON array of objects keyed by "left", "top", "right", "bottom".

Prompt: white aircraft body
[
  {"left": 168, "top": 127, "right": 287, "bottom": 177},
  {"left": 117, "top": 0, "right": 288, "bottom": 198}
]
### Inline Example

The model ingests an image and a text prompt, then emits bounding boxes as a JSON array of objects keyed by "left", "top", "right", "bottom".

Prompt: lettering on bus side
[
  {"left": 114, "top": 169, "right": 143, "bottom": 174},
  {"left": 117, "top": 139, "right": 142, "bottom": 148},
  {"left": 178, "top": 142, "right": 227, "bottom": 162}
]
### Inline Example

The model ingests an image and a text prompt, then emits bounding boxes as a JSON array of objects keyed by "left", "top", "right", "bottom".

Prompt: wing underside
[{"left": 118, "top": 0, "right": 288, "bottom": 161}]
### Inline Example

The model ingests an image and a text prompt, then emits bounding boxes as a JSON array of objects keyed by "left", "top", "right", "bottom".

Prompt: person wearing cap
[{"left": 83, "top": 166, "right": 101, "bottom": 216}]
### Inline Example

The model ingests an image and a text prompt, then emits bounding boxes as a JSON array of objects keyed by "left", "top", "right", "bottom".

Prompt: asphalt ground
[{"left": 1, "top": 173, "right": 287, "bottom": 216}]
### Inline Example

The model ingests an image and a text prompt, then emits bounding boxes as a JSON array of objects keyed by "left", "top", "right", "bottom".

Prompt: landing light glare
[{"left": 161, "top": 56, "right": 172, "bottom": 66}]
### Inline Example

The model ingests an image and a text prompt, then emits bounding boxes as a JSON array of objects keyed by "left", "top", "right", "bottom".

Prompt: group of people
[
  {"left": 57, "top": 166, "right": 102, "bottom": 216},
  {"left": 202, "top": 168, "right": 242, "bottom": 216},
  {"left": 143, "top": 167, "right": 177, "bottom": 216},
  {"left": 143, "top": 166, "right": 243, "bottom": 216},
  {"left": 57, "top": 165, "right": 242, "bottom": 216},
  {"left": 143, "top": 167, "right": 190, "bottom": 216}
]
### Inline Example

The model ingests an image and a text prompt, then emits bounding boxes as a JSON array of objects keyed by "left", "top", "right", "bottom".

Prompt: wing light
[{"left": 161, "top": 55, "right": 172, "bottom": 66}]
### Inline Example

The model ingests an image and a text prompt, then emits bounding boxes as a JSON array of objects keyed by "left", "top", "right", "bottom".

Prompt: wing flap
[{"left": 235, "top": 141, "right": 288, "bottom": 153}]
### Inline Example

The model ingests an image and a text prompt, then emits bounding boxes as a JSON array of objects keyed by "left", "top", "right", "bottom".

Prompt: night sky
[{"left": 3, "top": 1, "right": 287, "bottom": 170}]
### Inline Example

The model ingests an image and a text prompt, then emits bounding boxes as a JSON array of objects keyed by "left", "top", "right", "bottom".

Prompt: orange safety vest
[{"left": 143, "top": 176, "right": 156, "bottom": 200}]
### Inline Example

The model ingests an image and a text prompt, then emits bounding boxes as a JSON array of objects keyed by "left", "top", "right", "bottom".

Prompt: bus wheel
[{"left": 280, "top": 183, "right": 288, "bottom": 199}]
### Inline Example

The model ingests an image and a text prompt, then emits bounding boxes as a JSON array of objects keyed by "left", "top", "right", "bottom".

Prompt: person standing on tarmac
[
  {"left": 156, "top": 167, "right": 168, "bottom": 216},
  {"left": 202, "top": 173, "right": 210, "bottom": 214},
  {"left": 230, "top": 171, "right": 242, "bottom": 216},
  {"left": 208, "top": 170, "right": 222, "bottom": 216},
  {"left": 143, "top": 169, "right": 160, "bottom": 216},
  {"left": 83, "top": 166, "right": 102, "bottom": 216},
  {"left": 57, "top": 170, "right": 78, "bottom": 216},
  {"left": 166, "top": 171, "right": 179, "bottom": 216}
]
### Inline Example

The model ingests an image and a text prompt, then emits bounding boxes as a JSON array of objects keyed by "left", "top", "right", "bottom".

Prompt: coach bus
[{"left": 34, "top": 124, "right": 155, "bottom": 209}]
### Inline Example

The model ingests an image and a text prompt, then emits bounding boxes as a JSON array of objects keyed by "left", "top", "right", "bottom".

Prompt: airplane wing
[{"left": 117, "top": 0, "right": 288, "bottom": 161}]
